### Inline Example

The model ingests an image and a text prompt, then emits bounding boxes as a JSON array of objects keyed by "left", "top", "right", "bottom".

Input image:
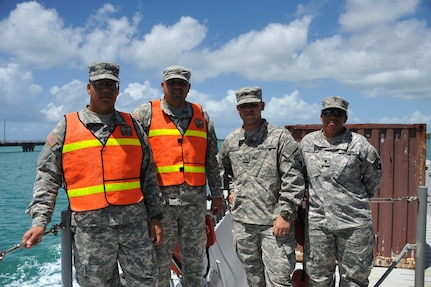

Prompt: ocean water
[
  {"left": 0, "top": 145, "right": 74, "bottom": 286},
  {"left": 0, "top": 140, "right": 430, "bottom": 286}
]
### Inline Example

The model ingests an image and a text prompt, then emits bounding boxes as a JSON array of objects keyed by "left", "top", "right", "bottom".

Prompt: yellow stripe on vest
[
  {"left": 155, "top": 164, "right": 206, "bottom": 174},
  {"left": 106, "top": 138, "right": 142, "bottom": 146},
  {"left": 68, "top": 180, "right": 141, "bottom": 198},
  {"left": 63, "top": 139, "right": 101, "bottom": 153},
  {"left": 184, "top": 130, "right": 207, "bottom": 139},
  {"left": 149, "top": 129, "right": 181, "bottom": 137},
  {"left": 63, "top": 138, "right": 141, "bottom": 153},
  {"left": 149, "top": 129, "right": 207, "bottom": 139},
  {"left": 184, "top": 166, "right": 206, "bottom": 173}
]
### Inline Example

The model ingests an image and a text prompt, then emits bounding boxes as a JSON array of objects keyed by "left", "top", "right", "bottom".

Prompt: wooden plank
[
  {"left": 376, "top": 128, "right": 395, "bottom": 259},
  {"left": 392, "top": 128, "right": 409, "bottom": 258}
]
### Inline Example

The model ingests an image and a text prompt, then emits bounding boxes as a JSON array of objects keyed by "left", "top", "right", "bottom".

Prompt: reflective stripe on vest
[
  {"left": 62, "top": 112, "right": 144, "bottom": 211},
  {"left": 148, "top": 100, "right": 207, "bottom": 186}
]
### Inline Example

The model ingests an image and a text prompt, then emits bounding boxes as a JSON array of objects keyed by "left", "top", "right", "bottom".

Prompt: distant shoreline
[{"left": 0, "top": 141, "right": 45, "bottom": 146}]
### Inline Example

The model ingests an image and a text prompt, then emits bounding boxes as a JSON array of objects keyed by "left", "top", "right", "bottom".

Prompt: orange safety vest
[
  {"left": 148, "top": 99, "right": 207, "bottom": 186},
  {"left": 62, "top": 112, "right": 144, "bottom": 211}
]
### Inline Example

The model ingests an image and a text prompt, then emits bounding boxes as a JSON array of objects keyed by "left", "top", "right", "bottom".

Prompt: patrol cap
[
  {"left": 235, "top": 86, "right": 262, "bottom": 106},
  {"left": 88, "top": 62, "right": 120, "bottom": 82},
  {"left": 163, "top": 65, "right": 191, "bottom": 83},
  {"left": 321, "top": 96, "right": 349, "bottom": 112}
]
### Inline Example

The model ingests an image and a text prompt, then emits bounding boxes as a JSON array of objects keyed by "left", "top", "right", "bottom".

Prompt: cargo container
[{"left": 285, "top": 123, "right": 427, "bottom": 268}]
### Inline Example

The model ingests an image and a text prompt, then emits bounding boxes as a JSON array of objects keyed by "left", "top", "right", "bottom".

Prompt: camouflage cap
[
  {"left": 321, "top": 96, "right": 349, "bottom": 111},
  {"left": 88, "top": 62, "right": 120, "bottom": 82},
  {"left": 163, "top": 65, "right": 191, "bottom": 83},
  {"left": 235, "top": 86, "right": 262, "bottom": 106}
]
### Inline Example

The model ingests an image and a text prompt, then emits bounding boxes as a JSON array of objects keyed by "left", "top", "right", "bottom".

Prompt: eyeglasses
[
  {"left": 166, "top": 80, "right": 189, "bottom": 87},
  {"left": 91, "top": 81, "right": 119, "bottom": 91},
  {"left": 321, "top": 109, "right": 346, "bottom": 117},
  {"left": 238, "top": 102, "right": 261, "bottom": 109}
]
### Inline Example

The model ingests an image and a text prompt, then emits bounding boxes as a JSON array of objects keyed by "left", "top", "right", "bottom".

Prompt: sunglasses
[
  {"left": 91, "top": 81, "right": 119, "bottom": 91},
  {"left": 238, "top": 102, "right": 261, "bottom": 109},
  {"left": 166, "top": 80, "right": 189, "bottom": 87},
  {"left": 321, "top": 109, "right": 346, "bottom": 117}
]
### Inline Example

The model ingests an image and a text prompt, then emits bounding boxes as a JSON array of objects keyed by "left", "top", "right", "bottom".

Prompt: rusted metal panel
[{"left": 286, "top": 123, "right": 427, "bottom": 268}]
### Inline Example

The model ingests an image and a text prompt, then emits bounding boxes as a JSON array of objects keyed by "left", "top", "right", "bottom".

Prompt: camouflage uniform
[
  {"left": 133, "top": 98, "right": 223, "bottom": 287},
  {"left": 26, "top": 108, "right": 161, "bottom": 287},
  {"left": 301, "top": 129, "right": 382, "bottom": 287},
  {"left": 221, "top": 119, "right": 305, "bottom": 287}
]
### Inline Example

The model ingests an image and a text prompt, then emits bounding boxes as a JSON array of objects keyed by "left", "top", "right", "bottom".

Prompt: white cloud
[
  {"left": 41, "top": 103, "right": 66, "bottom": 122},
  {"left": 378, "top": 111, "right": 431, "bottom": 125},
  {"left": 0, "top": 2, "right": 82, "bottom": 68},
  {"left": 265, "top": 90, "right": 320, "bottom": 123},
  {"left": 0, "top": 0, "right": 430, "bottom": 139},
  {"left": 116, "top": 81, "right": 161, "bottom": 112},
  {"left": 122, "top": 16, "right": 208, "bottom": 70},
  {"left": 0, "top": 64, "right": 42, "bottom": 121},
  {"left": 1, "top": 0, "right": 430, "bottom": 99},
  {"left": 43, "top": 80, "right": 88, "bottom": 121},
  {"left": 339, "top": 0, "right": 418, "bottom": 32},
  {"left": 190, "top": 17, "right": 312, "bottom": 82},
  {"left": 81, "top": 4, "right": 140, "bottom": 64}
]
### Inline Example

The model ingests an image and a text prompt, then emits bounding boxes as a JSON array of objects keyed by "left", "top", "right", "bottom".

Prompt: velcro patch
[{"left": 46, "top": 133, "right": 58, "bottom": 147}]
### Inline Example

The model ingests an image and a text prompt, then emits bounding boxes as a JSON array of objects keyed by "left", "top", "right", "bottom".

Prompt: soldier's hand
[
  {"left": 22, "top": 226, "right": 45, "bottom": 248},
  {"left": 272, "top": 216, "right": 291, "bottom": 237},
  {"left": 227, "top": 192, "right": 235, "bottom": 205},
  {"left": 149, "top": 219, "right": 164, "bottom": 246}
]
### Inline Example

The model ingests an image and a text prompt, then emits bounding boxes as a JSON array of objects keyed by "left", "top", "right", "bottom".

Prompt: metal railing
[{"left": 373, "top": 186, "right": 428, "bottom": 287}]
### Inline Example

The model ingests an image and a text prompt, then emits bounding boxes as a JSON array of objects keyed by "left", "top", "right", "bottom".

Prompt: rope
[
  {"left": 0, "top": 244, "right": 21, "bottom": 261},
  {"left": 0, "top": 223, "right": 64, "bottom": 261}
]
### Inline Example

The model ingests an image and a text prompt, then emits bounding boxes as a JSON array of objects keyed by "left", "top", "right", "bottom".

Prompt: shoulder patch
[
  {"left": 374, "top": 157, "right": 382, "bottom": 170},
  {"left": 46, "top": 132, "right": 58, "bottom": 147},
  {"left": 367, "top": 150, "right": 382, "bottom": 170}
]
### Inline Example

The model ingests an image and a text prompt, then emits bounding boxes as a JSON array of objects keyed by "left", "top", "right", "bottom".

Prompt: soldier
[
  {"left": 132, "top": 65, "right": 223, "bottom": 286},
  {"left": 301, "top": 96, "right": 382, "bottom": 287},
  {"left": 221, "top": 86, "right": 305, "bottom": 287},
  {"left": 22, "top": 62, "right": 163, "bottom": 287}
]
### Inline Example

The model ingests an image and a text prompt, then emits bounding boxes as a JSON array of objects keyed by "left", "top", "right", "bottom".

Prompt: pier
[{"left": 0, "top": 141, "right": 45, "bottom": 152}]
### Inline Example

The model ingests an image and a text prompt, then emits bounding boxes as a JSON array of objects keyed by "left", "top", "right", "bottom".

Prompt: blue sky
[{"left": 0, "top": 0, "right": 430, "bottom": 140}]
